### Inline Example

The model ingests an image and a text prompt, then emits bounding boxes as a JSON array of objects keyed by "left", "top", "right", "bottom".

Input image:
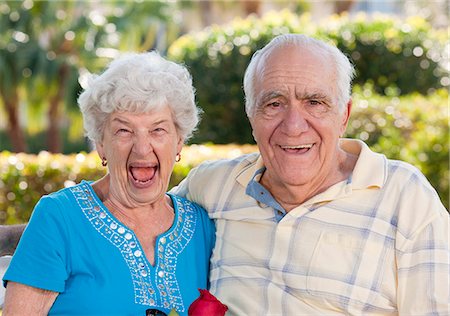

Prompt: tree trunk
[
  {"left": 334, "top": 0, "right": 356, "bottom": 14},
  {"left": 198, "top": 1, "right": 212, "bottom": 27},
  {"left": 242, "top": 0, "right": 261, "bottom": 15},
  {"left": 46, "top": 63, "right": 70, "bottom": 153},
  {"left": 1, "top": 89, "right": 28, "bottom": 152}
]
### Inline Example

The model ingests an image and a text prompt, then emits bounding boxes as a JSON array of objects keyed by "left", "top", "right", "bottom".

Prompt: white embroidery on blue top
[
  {"left": 70, "top": 183, "right": 197, "bottom": 312},
  {"left": 154, "top": 196, "right": 197, "bottom": 311}
]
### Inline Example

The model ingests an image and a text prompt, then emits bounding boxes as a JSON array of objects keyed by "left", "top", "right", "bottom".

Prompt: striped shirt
[{"left": 173, "top": 139, "right": 449, "bottom": 315}]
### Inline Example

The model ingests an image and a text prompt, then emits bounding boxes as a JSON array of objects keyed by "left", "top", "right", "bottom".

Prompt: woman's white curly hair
[{"left": 78, "top": 51, "right": 201, "bottom": 146}]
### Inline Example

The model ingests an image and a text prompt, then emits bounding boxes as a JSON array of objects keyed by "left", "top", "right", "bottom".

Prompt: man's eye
[
  {"left": 306, "top": 99, "right": 330, "bottom": 117},
  {"left": 267, "top": 101, "right": 281, "bottom": 108},
  {"left": 153, "top": 128, "right": 166, "bottom": 134}
]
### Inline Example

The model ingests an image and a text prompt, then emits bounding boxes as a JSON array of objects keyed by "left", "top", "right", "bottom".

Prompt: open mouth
[
  {"left": 129, "top": 166, "right": 157, "bottom": 184},
  {"left": 279, "top": 143, "right": 314, "bottom": 154}
]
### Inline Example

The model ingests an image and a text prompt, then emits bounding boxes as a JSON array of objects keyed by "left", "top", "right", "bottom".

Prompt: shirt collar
[
  {"left": 236, "top": 154, "right": 265, "bottom": 187},
  {"left": 246, "top": 167, "right": 286, "bottom": 207},
  {"left": 339, "top": 138, "right": 387, "bottom": 189},
  {"left": 240, "top": 139, "right": 387, "bottom": 211}
]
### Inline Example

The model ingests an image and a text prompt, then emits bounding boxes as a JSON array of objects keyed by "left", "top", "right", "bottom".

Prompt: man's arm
[
  {"left": 0, "top": 225, "right": 26, "bottom": 256},
  {"left": 397, "top": 209, "right": 450, "bottom": 315}
]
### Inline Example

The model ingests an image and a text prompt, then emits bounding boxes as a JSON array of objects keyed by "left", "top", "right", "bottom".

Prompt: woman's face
[{"left": 96, "top": 106, "right": 183, "bottom": 208}]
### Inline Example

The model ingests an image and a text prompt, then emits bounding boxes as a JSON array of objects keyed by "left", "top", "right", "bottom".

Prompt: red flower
[{"left": 188, "top": 289, "right": 228, "bottom": 316}]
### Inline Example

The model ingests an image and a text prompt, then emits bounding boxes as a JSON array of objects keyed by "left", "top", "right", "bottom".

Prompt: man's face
[{"left": 249, "top": 45, "right": 351, "bottom": 193}]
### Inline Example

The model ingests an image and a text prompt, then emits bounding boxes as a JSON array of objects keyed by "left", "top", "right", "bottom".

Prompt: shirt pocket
[{"left": 306, "top": 231, "right": 395, "bottom": 311}]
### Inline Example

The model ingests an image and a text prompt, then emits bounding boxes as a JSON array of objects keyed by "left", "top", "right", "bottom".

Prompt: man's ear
[
  {"left": 340, "top": 99, "right": 352, "bottom": 136},
  {"left": 248, "top": 117, "right": 258, "bottom": 143}
]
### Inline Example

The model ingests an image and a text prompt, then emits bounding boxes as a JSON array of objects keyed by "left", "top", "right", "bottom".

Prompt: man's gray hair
[
  {"left": 243, "top": 34, "right": 355, "bottom": 117},
  {"left": 78, "top": 51, "right": 201, "bottom": 146}
]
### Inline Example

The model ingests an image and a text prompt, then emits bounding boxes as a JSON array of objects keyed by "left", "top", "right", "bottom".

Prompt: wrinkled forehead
[
  {"left": 254, "top": 44, "right": 337, "bottom": 96},
  {"left": 258, "top": 43, "right": 334, "bottom": 76}
]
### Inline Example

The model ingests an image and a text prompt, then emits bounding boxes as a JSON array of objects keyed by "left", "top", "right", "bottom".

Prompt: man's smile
[{"left": 278, "top": 143, "right": 314, "bottom": 153}]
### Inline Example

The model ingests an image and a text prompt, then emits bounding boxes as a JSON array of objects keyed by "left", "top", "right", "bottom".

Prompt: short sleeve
[{"left": 3, "top": 195, "right": 70, "bottom": 292}]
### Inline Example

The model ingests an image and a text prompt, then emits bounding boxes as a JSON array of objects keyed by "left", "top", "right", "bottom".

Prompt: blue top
[{"left": 4, "top": 181, "right": 215, "bottom": 315}]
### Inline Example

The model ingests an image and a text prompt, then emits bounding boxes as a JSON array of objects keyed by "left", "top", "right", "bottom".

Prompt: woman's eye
[{"left": 116, "top": 128, "right": 131, "bottom": 135}]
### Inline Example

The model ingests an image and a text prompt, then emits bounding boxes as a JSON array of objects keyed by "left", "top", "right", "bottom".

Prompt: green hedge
[
  {"left": 348, "top": 86, "right": 449, "bottom": 209},
  {"left": 0, "top": 90, "right": 448, "bottom": 224},
  {"left": 168, "top": 10, "right": 448, "bottom": 144},
  {"left": 0, "top": 145, "right": 258, "bottom": 224}
]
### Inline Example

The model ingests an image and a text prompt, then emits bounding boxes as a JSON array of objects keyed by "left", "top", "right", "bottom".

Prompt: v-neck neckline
[
  {"left": 72, "top": 181, "right": 197, "bottom": 311},
  {"left": 83, "top": 180, "right": 179, "bottom": 269}
]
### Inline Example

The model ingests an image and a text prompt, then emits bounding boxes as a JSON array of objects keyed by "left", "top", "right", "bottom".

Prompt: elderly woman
[{"left": 3, "top": 52, "right": 215, "bottom": 315}]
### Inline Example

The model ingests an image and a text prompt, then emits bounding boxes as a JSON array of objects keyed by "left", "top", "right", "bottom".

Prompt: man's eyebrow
[
  {"left": 295, "top": 91, "right": 328, "bottom": 100},
  {"left": 257, "top": 91, "right": 284, "bottom": 105}
]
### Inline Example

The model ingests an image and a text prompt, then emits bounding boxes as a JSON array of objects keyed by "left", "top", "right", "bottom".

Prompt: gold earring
[
  {"left": 101, "top": 157, "right": 107, "bottom": 167},
  {"left": 175, "top": 153, "right": 181, "bottom": 162}
]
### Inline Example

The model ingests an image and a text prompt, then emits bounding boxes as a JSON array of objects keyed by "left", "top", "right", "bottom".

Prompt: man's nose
[{"left": 280, "top": 104, "right": 309, "bottom": 135}]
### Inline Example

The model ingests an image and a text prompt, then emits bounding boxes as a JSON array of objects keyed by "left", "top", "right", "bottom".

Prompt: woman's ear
[
  {"left": 177, "top": 137, "right": 184, "bottom": 155},
  {"left": 96, "top": 142, "right": 105, "bottom": 160}
]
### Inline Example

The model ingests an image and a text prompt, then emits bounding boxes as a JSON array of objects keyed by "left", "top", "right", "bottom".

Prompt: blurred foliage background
[
  {"left": 0, "top": 1, "right": 449, "bottom": 221},
  {"left": 168, "top": 10, "right": 448, "bottom": 143},
  {"left": 1, "top": 88, "right": 448, "bottom": 224}
]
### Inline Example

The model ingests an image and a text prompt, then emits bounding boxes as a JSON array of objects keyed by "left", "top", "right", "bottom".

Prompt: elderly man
[
  {"left": 174, "top": 34, "right": 449, "bottom": 315},
  {"left": 2, "top": 34, "right": 449, "bottom": 315}
]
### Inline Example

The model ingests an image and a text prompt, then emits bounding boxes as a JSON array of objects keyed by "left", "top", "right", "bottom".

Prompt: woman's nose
[{"left": 132, "top": 134, "right": 153, "bottom": 156}]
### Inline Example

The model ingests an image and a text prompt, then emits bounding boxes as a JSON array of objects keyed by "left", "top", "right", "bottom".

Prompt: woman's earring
[
  {"left": 101, "top": 157, "right": 107, "bottom": 167},
  {"left": 175, "top": 153, "right": 181, "bottom": 162}
]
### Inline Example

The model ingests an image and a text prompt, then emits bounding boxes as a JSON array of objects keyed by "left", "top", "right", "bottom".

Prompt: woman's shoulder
[
  {"left": 42, "top": 180, "right": 83, "bottom": 198},
  {"left": 37, "top": 181, "right": 93, "bottom": 212}
]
